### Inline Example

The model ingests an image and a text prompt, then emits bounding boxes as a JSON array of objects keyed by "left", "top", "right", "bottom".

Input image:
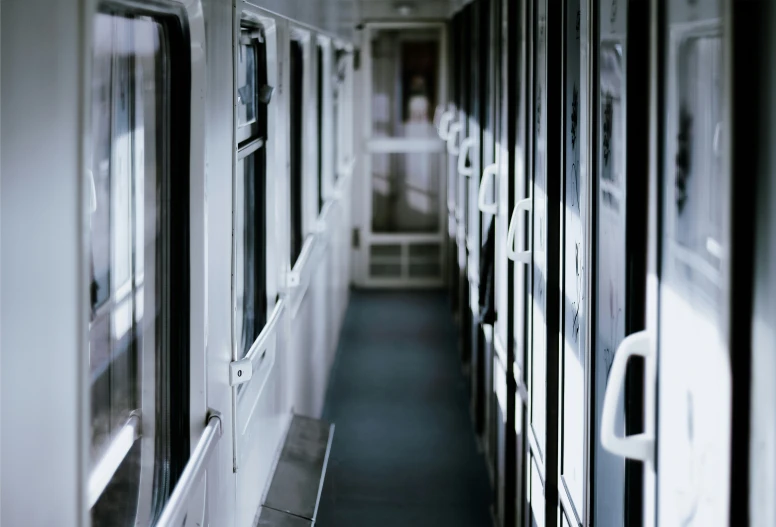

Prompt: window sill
[{"left": 88, "top": 413, "right": 141, "bottom": 508}]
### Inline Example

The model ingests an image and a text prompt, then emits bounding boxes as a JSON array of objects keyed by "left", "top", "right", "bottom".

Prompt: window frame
[
  {"left": 233, "top": 16, "right": 272, "bottom": 364},
  {"left": 288, "top": 27, "right": 313, "bottom": 271},
  {"left": 86, "top": 1, "right": 195, "bottom": 523}
]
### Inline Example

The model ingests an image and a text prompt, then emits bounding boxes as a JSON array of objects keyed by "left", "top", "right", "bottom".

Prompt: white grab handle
[
  {"left": 86, "top": 169, "right": 97, "bottom": 213},
  {"left": 446, "top": 123, "right": 463, "bottom": 155},
  {"left": 600, "top": 330, "right": 654, "bottom": 463},
  {"left": 506, "top": 198, "right": 532, "bottom": 263},
  {"left": 457, "top": 137, "right": 476, "bottom": 177},
  {"left": 478, "top": 163, "right": 499, "bottom": 214},
  {"left": 433, "top": 105, "right": 443, "bottom": 129},
  {"left": 438, "top": 110, "right": 454, "bottom": 140}
]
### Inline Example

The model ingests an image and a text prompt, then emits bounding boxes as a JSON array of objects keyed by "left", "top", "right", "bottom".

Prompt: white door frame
[{"left": 356, "top": 21, "right": 449, "bottom": 287}]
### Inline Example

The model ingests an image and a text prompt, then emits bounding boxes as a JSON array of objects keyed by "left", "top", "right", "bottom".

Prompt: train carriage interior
[{"left": 1, "top": 0, "right": 775, "bottom": 526}]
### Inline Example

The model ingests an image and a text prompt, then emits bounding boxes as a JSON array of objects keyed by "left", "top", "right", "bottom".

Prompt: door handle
[
  {"left": 478, "top": 163, "right": 499, "bottom": 214},
  {"left": 446, "top": 122, "right": 462, "bottom": 155},
  {"left": 457, "top": 137, "right": 477, "bottom": 177},
  {"left": 506, "top": 198, "right": 532, "bottom": 263},
  {"left": 600, "top": 330, "right": 654, "bottom": 463},
  {"left": 433, "top": 105, "right": 443, "bottom": 129},
  {"left": 437, "top": 109, "right": 454, "bottom": 140}
]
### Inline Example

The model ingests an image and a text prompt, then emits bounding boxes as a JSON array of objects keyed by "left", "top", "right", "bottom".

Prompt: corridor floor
[{"left": 317, "top": 290, "right": 492, "bottom": 526}]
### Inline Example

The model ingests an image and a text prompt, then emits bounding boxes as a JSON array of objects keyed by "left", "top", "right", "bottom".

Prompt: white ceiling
[{"left": 257, "top": 0, "right": 454, "bottom": 41}]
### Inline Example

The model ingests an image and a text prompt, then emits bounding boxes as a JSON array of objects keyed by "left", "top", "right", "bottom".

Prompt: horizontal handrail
[
  {"left": 287, "top": 235, "right": 317, "bottom": 288},
  {"left": 155, "top": 412, "right": 223, "bottom": 527},
  {"left": 314, "top": 200, "right": 337, "bottom": 233}
]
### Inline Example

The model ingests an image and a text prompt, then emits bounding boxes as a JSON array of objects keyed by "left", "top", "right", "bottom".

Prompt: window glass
[
  {"left": 371, "top": 152, "right": 441, "bottom": 233},
  {"left": 370, "top": 28, "right": 440, "bottom": 138},
  {"left": 317, "top": 44, "right": 325, "bottom": 212},
  {"left": 289, "top": 39, "right": 305, "bottom": 266},
  {"left": 235, "top": 151, "right": 268, "bottom": 358},
  {"left": 89, "top": 9, "right": 189, "bottom": 523},
  {"left": 238, "top": 27, "right": 268, "bottom": 145},
  {"left": 235, "top": 25, "right": 269, "bottom": 360},
  {"left": 237, "top": 32, "right": 258, "bottom": 129},
  {"left": 89, "top": 12, "right": 157, "bottom": 523},
  {"left": 332, "top": 50, "right": 343, "bottom": 183}
]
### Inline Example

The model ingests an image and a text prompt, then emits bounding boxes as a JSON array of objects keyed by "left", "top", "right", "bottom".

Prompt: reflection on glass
[
  {"left": 371, "top": 152, "right": 440, "bottom": 233},
  {"left": 673, "top": 35, "right": 724, "bottom": 278},
  {"left": 597, "top": 41, "right": 626, "bottom": 385},
  {"left": 89, "top": 12, "right": 162, "bottom": 524},
  {"left": 371, "top": 28, "right": 439, "bottom": 137}
]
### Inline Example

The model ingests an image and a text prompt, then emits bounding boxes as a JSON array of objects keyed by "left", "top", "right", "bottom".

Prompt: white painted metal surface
[{"left": 1, "top": 1, "right": 355, "bottom": 525}]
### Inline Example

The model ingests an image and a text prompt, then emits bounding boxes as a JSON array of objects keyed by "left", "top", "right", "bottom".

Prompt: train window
[
  {"left": 317, "top": 43, "right": 324, "bottom": 212},
  {"left": 332, "top": 49, "right": 344, "bottom": 183},
  {"left": 289, "top": 38, "right": 305, "bottom": 266},
  {"left": 89, "top": 6, "right": 190, "bottom": 523},
  {"left": 235, "top": 23, "right": 269, "bottom": 359}
]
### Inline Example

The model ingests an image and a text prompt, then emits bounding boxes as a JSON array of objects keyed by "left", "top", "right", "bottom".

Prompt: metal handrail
[{"left": 155, "top": 412, "right": 223, "bottom": 527}]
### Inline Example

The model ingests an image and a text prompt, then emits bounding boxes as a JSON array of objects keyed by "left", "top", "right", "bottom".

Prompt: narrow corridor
[{"left": 317, "top": 291, "right": 492, "bottom": 526}]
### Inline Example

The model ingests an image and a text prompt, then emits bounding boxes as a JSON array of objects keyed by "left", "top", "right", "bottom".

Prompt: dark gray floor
[{"left": 317, "top": 290, "right": 492, "bottom": 527}]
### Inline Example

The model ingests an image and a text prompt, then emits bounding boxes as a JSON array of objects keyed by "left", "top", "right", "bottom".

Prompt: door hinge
[{"left": 352, "top": 228, "right": 360, "bottom": 249}]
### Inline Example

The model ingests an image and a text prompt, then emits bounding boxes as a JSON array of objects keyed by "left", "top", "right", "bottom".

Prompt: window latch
[
  {"left": 259, "top": 85, "right": 274, "bottom": 104},
  {"left": 229, "top": 358, "right": 253, "bottom": 387}
]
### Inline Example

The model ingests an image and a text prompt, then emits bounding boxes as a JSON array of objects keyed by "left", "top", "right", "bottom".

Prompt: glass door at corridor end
[{"left": 358, "top": 23, "right": 448, "bottom": 287}]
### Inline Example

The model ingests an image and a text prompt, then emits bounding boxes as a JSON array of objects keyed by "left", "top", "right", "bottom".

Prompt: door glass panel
[
  {"left": 371, "top": 152, "right": 441, "bottom": 233},
  {"left": 562, "top": 0, "right": 585, "bottom": 510},
  {"left": 659, "top": 0, "right": 729, "bottom": 522},
  {"left": 364, "top": 25, "right": 445, "bottom": 284},
  {"left": 530, "top": 0, "right": 548, "bottom": 455},
  {"left": 671, "top": 35, "right": 724, "bottom": 293},
  {"left": 594, "top": 37, "right": 627, "bottom": 527},
  {"left": 371, "top": 28, "right": 439, "bottom": 137}
]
